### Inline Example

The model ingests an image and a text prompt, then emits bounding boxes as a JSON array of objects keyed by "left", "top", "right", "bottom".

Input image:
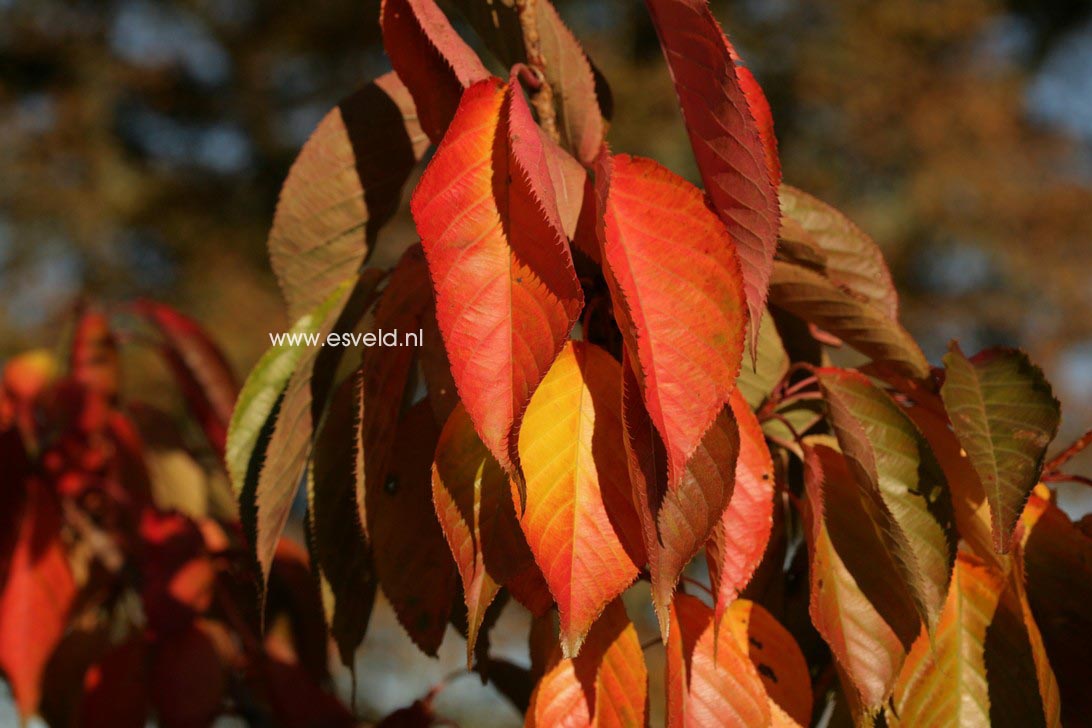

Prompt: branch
[
  {"left": 1044, "top": 426, "right": 1092, "bottom": 475},
  {"left": 515, "top": 0, "right": 559, "bottom": 142}
]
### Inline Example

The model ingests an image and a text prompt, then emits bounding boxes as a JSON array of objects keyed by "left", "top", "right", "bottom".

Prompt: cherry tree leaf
[
  {"left": 724, "top": 600, "right": 812, "bottom": 727},
  {"left": 736, "top": 310, "right": 788, "bottom": 409},
  {"left": 706, "top": 388, "right": 775, "bottom": 625},
  {"left": 525, "top": 599, "right": 647, "bottom": 728},
  {"left": 801, "top": 443, "right": 908, "bottom": 716},
  {"left": 643, "top": 0, "right": 781, "bottom": 349},
  {"left": 817, "top": 368, "right": 956, "bottom": 631},
  {"left": 778, "top": 185, "right": 899, "bottom": 320},
  {"left": 940, "top": 344, "right": 1060, "bottom": 553},
  {"left": 666, "top": 592, "right": 771, "bottom": 728},
  {"left": 380, "top": 0, "right": 490, "bottom": 143},
  {"left": 268, "top": 72, "right": 428, "bottom": 320},
  {"left": 622, "top": 352, "right": 738, "bottom": 637},
  {"left": 368, "top": 401, "right": 457, "bottom": 656},
  {"left": 516, "top": 342, "right": 644, "bottom": 657},
  {"left": 597, "top": 152, "right": 747, "bottom": 488},
  {"left": 411, "top": 78, "right": 583, "bottom": 486},
  {"left": 737, "top": 65, "right": 780, "bottom": 187},
  {"left": 768, "top": 261, "right": 929, "bottom": 378},
  {"left": 432, "top": 403, "right": 551, "bottom": 665}
]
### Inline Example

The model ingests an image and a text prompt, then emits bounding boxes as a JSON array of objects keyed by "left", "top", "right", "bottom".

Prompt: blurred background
[{"left": 2, "top": 0, "right": 1091, "bottom": 724}]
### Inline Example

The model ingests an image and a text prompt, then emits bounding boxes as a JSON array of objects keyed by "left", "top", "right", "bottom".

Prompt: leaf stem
[
  {"left": 1044, "top": 426, "right": 1092, "bottom": 475},
  {"left": 515, "top": 0, "right": 560, "bottom": 143}
]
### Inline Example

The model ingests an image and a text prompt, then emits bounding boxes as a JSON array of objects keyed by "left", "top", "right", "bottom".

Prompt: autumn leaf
[
  {"left": 666, "top": 592, "right": 771, "bottom": 728},
  {"left": 411, "top": 77, "right": 583, "bottom": 486},
  {"left": 368, "top": 401, "right": 457, "bottom": 657},
  {"left": 516, "top": 341, "right": 644, "bottom": 657},
  {"left": 525, "top": 599, "right": 647, "bottom": 728},
  {"left": 643, "top": 0, "right": 781, "bottom": 349},
  {"left": 706, "top": 388, "right": 775, "bottom": 626},
  {"left": 380, "top": 0, "right": 489, "bottom": 143},
  {"left": 940, "top": 344, "right": 1060, "bottom": 552},
  {"left": 817, "top": 368, "right": 956, "bottom": 630},
  {"left": 736, "top": 311, "right": 788, "bottom": 409},
  {"left": 597, "top": 152, "right": 747, "bottom": 488},
  {"left": 433, "top": 403, "right": 551, "bottom": 665},
  {"left": 268, "top": 72, "right": 429, "bottom": 320}
]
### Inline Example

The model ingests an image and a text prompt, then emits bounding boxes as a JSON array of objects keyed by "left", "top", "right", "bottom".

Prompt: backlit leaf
[
  {"left": 597, "top": 152, "right": 747, "bottom": 488},
  {"left": 706, "top": 388, "right": 775, "bottom": 625},
  {"left": 525, "top": 599, "right": 647, "bottom": 728},
  {"left": 778, "top": 185, "right": 898, "bottom": 320},
  {"left": 940, "top": 344, "right": 1060, "bottom": 552},
  {"left": 736, "top": 311, "right": 788, "bottom": 409},
  {"left": 268, "top": 72, "right": 428, "bottom": 319},
  {"left": 411, "top": 78, "right": 583, "bottom": 484},
  {"left": 368, "top": 401, "right": 457, "bottom": 656},
  {"left": 644, "top": 0, "right": 781, "bottom": 348},
  {"left": 381, "top": 0, "right": 490, "bottom": 143},
  {"left": 516, "top": 341, "right": 644, "bottom": 657},
  {"left": 666, "top": 592, "right": 771, "bottom": 728},
  {"left": 768, "top": 261, "right": 929, "bottom": 378},
  {"left": 433, "top": 404, "right": 551, "bottom": 664},
  {"left": 817, "top": 367, "right": 956, "bottom": 629}
]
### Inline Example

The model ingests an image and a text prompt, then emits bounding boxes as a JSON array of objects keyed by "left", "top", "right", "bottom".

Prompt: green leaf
[
  {"left": 737, "top": 309, "right": 788, "bottom": 409},
  {"left": 768, "top": 260, "right": 929, "bottom": 379},
  {"left": 817, "top": 368, "right": 956, "bottom": 631},
  {"left": 940, "top": 344, "right": 1060, "bottom": 553}
]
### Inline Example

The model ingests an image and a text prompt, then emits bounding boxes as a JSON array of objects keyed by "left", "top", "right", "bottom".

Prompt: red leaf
[
  {"left": 368, "top": 402, "right": 457, "bottom": 656},
  {"left": 706, "top": 387, "right": 775, "bottom": 623},
  {"left": 79, "top": 637, "right": 149, "bottom": 728},
  {"left": 151, "top": 621, "right": 229, "bottom": 728},
  {"left": 0, "top": 477, "right": 76, "bottom": 718},
  {"left": 432, "top": 404, "right": 550, "bottom": 664},
  {"left": 381, "top": 0, "right": 490, "bottom": 143},
  {"left": 516, "top": 342, "right": 644, "bottom": 657},
  {"left": 411, "top": 78, "right": 583, "bottom": 485},
  {"left": 526, "top": 599, "right": 648, "bottom": 727},
  {"left": 736, "top": 66, "right": 780, "bottom": 187},
  {"left": 133, "top": 300, "right": 238, "bottom": 459},
  {"left": 69, "top": 307, "right": 120, "bottom": 401},
  {"left": 622, "top": 351, "right": 739, "bottom": 636},
  {"left": 139, "top": 510, "right": 216, "bottom": 635},
  {"left": 666, "top": 592, "right": 770, "bottom": 728},
  {"left": 597, "top": 152, "right": 747, "bottom": 488},
  {"left": 643, "top": 0, "right": 781, "bottom": 350}
]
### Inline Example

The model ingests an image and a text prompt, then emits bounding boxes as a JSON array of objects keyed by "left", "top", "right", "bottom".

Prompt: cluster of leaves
[
  {"left": 0, "top": 304, "right": 358, "bottom": 726},
  {"left": 225, "top": 0, "right": 1092, "bottom": 725}
]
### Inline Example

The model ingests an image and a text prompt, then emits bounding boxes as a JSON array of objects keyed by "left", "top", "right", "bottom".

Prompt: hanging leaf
[
  {"left": 736, "top": 65, "right": 780, "bottom": 186},
  {"left": 133, "top": 300, "right": 238, "bottom": 459},
  {"left": 622, "top": 351, "right": 738, "bottom": 637},
  {"left": 516, "top": 342, "right": 644, "bottom": 657},
  {"left": 597, "top": 152, "right": 747, "bottom": 488},
  {"left": 768, "top": 261, "right": 929, "bottom": 378},
  {"left": 778, "top": 185, "right": 899, "bottom": 320},
  {"left": 432, "top": 404, "right": 551, "bottom": 665},
  {"left": 78, "top": 637, "right": 150, "bottom": 728},
  {"left": 525, "top": 599, "right": 647, "bottom": 728},
  {"left": 666, "top": 592, "right": 771, "bottom": 728},
  {"left": 736, "top": 310, "right": 788, "bottom": 409},
  {"left": 801, "top": 442, "right": 910, "bottom": 715},
  {"left": 724, "top": 600, "right": 812, "bottom": 727},
  {"left": 706, "top": 388, "right": 775, "bottom": 625},
  {"left": 380, "top": 0, "right": 490, "bottom": 143},
  {"left": 411, "top": 77, "right": 583, "bottom": 486},
  {"left": 368, "top": 401, "right": 457, "bottom": 656},
  {"left": 643, "top": 0, "right": 781, "bottom": 349},
  {"left": 817, "top": 367, "right": 955, "bottom": 630},
  {"left": 940, "top": 344, "right": 1060, "bottom": 553},
  {"left": 268, "top": 72, "right": 429, "bottom": 319},
  {"left": 308, "top": 373, "right": 376, "bottom": 667}
]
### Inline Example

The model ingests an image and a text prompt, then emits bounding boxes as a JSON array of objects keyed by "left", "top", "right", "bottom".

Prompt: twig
[
  {"left": 515, "top": 0, "right": 559, "bottom": 142},
  {"left": 1044, "top": 426, "right": 1092, "bottom": 475},
  {"left": 1042, "top": 472, "right": 1092, "bottom": 488}
]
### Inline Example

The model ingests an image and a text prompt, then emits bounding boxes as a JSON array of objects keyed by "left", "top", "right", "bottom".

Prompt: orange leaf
[
  {"left": 368, "top": 402, "right": 457, "bottom": 656},
  {"left": 411, "top": 78, "right": 583, "bottom": 486},
  {"left": 381, "top": 0, "right": 490, "bottom": 143},
  {"left": 706, "top": 389, "right": 775, "bottom": 624},
  {"left": 596, "top": 152, "right": 747, "bottom": 488},
  {"left": 643, "top": 0, "right": 781, "bottom": 350},
  {"left": 724, "top": 600, "right": 812, "bottom": 726},
  {"left": 433, "top": 403, "right": 551, "bottom": 664},
  {"left": 666, "top": 592, "right": 770, "bottom": 728},
  {"left": 516, "top": 342, "right": 644, "bottom": 657},
  {"left": 526, "top": 599, "right": 647, "bottom": 728}
]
